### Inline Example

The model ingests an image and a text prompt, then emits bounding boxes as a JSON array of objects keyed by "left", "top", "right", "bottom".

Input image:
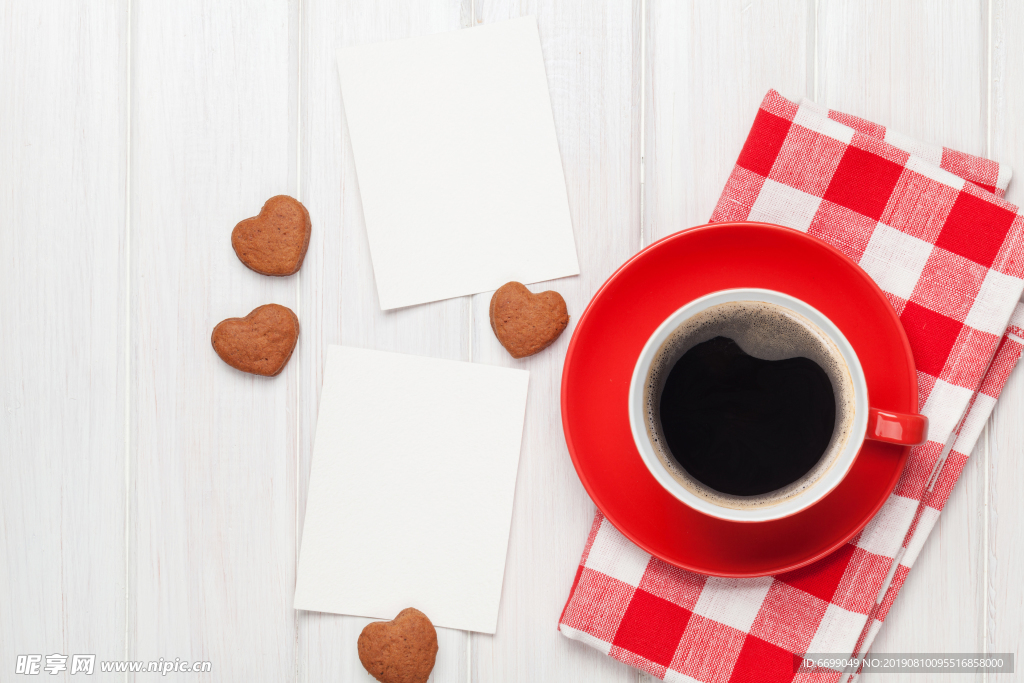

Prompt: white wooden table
[{"left": 2, "top": 1, "right": 1023, "bottom": 681}]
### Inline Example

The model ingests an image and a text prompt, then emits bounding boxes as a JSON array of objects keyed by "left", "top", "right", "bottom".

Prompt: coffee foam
[{"left": 643, "top": 301, "right": 856, "bottom": 510}]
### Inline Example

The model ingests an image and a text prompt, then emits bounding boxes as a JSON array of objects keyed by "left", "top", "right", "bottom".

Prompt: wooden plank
[
  {"left": 867, "top": 447, "right": 984, "bottom": 672},
  {"left": 640, "top": 2, "right": 809, "bottom": 681},
  {"left": 0, "top": 1, "right": 129, "bottom": 678},
  {"left": 818, "top": 0, "right": 986, "bottom": 148},
  {"left": 817, "top": 1, "right": 987, "bottom": 679},
  {"left": 644, "top": 0, "right": 811, "bottom": 243},
  {"left": 469, "top": 1, "right": 641, "bottom": 681},
  {"left": 988, "top": 374, "right": 1024, "bottom": 662},
  {"left": 988, "top": 0, "right": 1024, "bottom": 666},
  {"left": 295, "top": 1, "right": 470, "bottom": 681},
  {"left": 129, "top": 1, "right": 299, "bottom": 679}
]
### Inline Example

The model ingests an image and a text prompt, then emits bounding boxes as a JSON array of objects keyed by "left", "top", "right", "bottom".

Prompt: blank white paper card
[
  {"left": 294, "top": 346, "right": 530, "bottom": 633},
  {"left": 337, "top": 17, "right": 579, "bottom": 310}
]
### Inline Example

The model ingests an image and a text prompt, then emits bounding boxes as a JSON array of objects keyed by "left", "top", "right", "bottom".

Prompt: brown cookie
[
  {"left": 357, "top": 608, "right": 438, "bottom": 683},
  {"left": 231, "top": 195, "right": 311, "bottom": 276},
  {"left": 211, "top": 304, "right": 299, "bottom": 377},
  {"left": 489, "top": 281, "right": 569, "bottom": 359}
]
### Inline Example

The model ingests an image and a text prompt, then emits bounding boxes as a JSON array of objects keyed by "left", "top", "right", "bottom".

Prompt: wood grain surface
[
  {"left": 0, "top": 0, "right": 129, "bottom": 676},
  {"left": 296, "top": 1, "right": 470, "bottom": 681},
  {"left": 129, "top": 0, "right": 298, "bottom": 679},
  {"left": 815, "top": 4, "right": 988, "bottom": 682},
  {"left": 2, "top": 0, "right": 1022, "bottom": 681}
]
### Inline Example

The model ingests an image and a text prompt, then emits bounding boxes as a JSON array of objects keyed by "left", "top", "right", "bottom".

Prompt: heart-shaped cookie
[
  {"left": 231, "top": 195, "right": 311, "bottom": 276},
  {"left": 489, "top": 281, "right": 569, "bottom": 359},
  {"left": 357, "top": 608, "right": 438, "bottom": 683},
  {"left": 211, "top": 304, "right": 299, "bottom": 377}
]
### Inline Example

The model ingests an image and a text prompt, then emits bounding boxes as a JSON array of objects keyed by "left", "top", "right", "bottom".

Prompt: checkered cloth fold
[{"left": 559, "top": 90, "right": 1024, "bottom": 682}]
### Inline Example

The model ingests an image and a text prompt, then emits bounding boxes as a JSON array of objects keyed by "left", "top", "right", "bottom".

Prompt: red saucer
[{"left": 561, "top": 222, "right": 917, "bottom": 577}]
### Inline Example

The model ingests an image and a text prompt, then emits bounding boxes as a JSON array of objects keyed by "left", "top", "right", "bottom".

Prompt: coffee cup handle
[{"left": 866, "top": 408, "right": 928, "bottom": 446}]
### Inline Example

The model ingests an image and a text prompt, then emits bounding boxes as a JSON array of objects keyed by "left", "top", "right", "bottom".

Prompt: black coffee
[{"left": 658, "top": 336, "right": 836, "bottom": 496}]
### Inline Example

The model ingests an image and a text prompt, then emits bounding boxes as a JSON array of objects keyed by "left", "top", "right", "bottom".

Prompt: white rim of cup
[{"left": 627, "top": 288, "right": 870, "bottom": 523}]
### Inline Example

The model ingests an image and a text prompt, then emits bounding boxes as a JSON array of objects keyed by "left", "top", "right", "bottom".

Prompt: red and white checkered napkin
[{"left": 559, "top": 90, "right": 1024, "bottom": 682}]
